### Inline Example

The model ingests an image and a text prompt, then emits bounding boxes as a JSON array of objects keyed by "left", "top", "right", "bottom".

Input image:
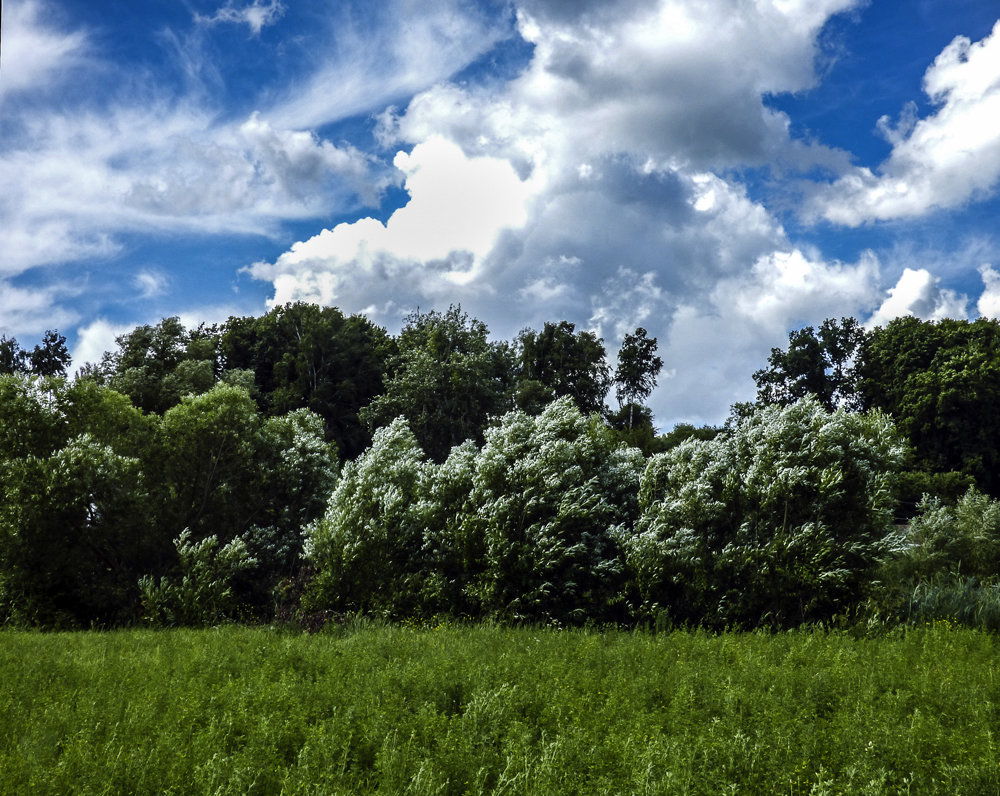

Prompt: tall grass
[{"left": 2, "top": 623, "right": 998, "bottom": 794}]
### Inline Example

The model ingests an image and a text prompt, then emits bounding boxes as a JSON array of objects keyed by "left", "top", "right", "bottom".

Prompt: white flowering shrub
[
  {"left": 303, "top": 398, "right": 644, "bottom": 623},
  {"left": 621, "top": 397, "right": 906, "bottom": 627},
  {"left": 302, "top": 417, "right": 429, "bottom": 616},
  {"left": 463, "top": 397, "right": 645, "bottom": 623},
  {"left": 416, "top": 439, "right": 480, "bottom": 616}
]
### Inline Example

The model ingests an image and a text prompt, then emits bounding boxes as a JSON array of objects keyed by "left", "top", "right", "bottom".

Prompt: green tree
[
  {"left": 464, "top": 398, "right": 644, "bottom": 624},
  {"left": 859, "top": 317, "right": 1000, "bottom": 497},
  {"left": 515, "top": 321, "right": 610, "bottom": 415},
  {"left": 28, "top": 330, "right": 71, "bottom": 377},
  {"left": 303, "top": 417, "right": 429, "bottom": 617},
  {"left": 0, "top": 376, "right": 160, "bottom": 627},
  {"left": 221, "top": 302, "right": 391, "bottom": 459},
  {"left": 90, "top": 317, "right": 221, "bottom": 413},
  {"left": 361, "top": 306, "right": 513, "bottom": 461},
  {"left": 754, "top": 317, "right": 868, "bottom": 411},
  {"left": 613, "top": 327, "right": 663, "bottom": 430},
  {"left": 0, "top": 335, "right": 27, "bottom": 375}
]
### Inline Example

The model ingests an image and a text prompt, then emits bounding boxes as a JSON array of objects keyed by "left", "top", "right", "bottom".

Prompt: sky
[{"left": 3, "top": 0, "right": 1000, "bottom": 428}]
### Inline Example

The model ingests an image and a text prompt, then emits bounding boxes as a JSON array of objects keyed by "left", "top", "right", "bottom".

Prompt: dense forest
[{"left": 3, "top": 305, "right": 1000, "bottom": 630}]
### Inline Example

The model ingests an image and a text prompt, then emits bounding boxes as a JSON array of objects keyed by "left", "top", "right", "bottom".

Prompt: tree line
[{"left": 3, "top": 306, "right": 1000, "bottom": 629}]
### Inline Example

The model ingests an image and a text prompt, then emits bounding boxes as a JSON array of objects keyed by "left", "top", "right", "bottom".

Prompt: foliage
[
  {"left": 221, "top": 302, "right": 391, "bottom": 459},
  {"left": 0, "top": 330, "right": 70, "bottom": 378},
  {"left": 883, "top": 487, "right": 1000, "bottom": 583},
  {"left": 621, "top": 397, "right": 906, "bottom": 628},
  {"left": 139, "top": 530, "right": 255, "bottom": 626},
  {"left": 87, "top": 317, "right": 221, "bottom": 413},
  {"left": 860, "top": 316, "right": 1000, "bottom": 496},
  {"left": 303, "top": 417, "right": 428, "bottom": 617},
  {"left": 754, "top": 317, "right": 867, "bottom": 411},
  {"left": 515, "top": 320, "right": 610, "bottom": 415},
  {"left": 0, "top": 375, "right": 335, "bottom": 627},
  {"left": 3, "top": 625, "right": 1000, "bottom": 794},
  {"left": 305, "top": 399, "right": 644, "bottom": 624},
  {"left": 657, "top": 421, "right": 724, "bottom": 450},
  {"left": 464, "top": 397, "right": 644, "bottom": 623},
  {"left": 605, "top": 402, "right": 664, "bottom": 455},
  {"left": 892, "top": 577, "right": 1000, "bottom": 631},
  {"left": 361, "top": 306, "right": 513, "bottom": 461},
  {"left": 0, "top": 376, "right": 159, "bottom": 627},
  {"left": 613, "top": 327, "right": 663, "bottom": 429}
]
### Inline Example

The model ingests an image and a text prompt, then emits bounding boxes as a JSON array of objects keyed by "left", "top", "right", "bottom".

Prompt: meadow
[{"left": 2, "top": 623, "right": 999, "bottom": 795}]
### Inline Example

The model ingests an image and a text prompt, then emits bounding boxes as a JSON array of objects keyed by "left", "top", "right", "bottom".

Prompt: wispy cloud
[
  {"left": 194, "top": 0, "right": 286, "bottom": 36},
  {"left": 0, "top": 0, "right": 89, "bottom": 103}
]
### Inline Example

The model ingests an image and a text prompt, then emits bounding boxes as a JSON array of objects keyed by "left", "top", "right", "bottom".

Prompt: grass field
[{"left": 2, "top": 622, "right": 999, "bottom": 794}]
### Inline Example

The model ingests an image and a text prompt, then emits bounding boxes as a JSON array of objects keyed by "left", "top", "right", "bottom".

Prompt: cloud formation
[
  {"left": 251, "top": 0, "right": 894, "bottom": 423},
  {"left": 0, "top": 0, "right": 88, "bottom": 102},
  {"left": 195, "top": 1, "right": 286, "bottom": 36},
  {"left": 812, "top": 20, "right": 1000, "bottom": 225}
]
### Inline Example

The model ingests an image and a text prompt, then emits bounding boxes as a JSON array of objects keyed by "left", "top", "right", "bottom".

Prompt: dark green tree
[
  {"left": 754, "top": 317, "right": 868, "bottom": 411},
  {"left": 361, "top": 306, "right": 514, "bottom": 462},
  {"left": 28, "top": 330, "right": 71, "bottom": 377},
  {"left": 220, "top": 302, "right": 391, "bottom": 459},
  {"left": 614, "top": 327, "right": 664, "bottom": 430},
  {"left": 0, "top": 335, "right": 27, "bottom": 375},
  {"left": 88, "top": 317, "right": 220, "bottom": 413},
  {"left": 859, "top": 317, "right": 1000, "bottom": 497},
  {"left": 1, "top": 330, "right": 70, "bottom": 377},
  {"left": 0, "top": 375, "right": 161, "bottom": 627},
  {"left": 515, "top": 321, "right": 610, "bottom": 415}
]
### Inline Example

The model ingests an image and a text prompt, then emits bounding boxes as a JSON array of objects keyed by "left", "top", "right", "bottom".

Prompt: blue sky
[{"left": 3, "top": 0, "right": 1000, "bottom": 426}]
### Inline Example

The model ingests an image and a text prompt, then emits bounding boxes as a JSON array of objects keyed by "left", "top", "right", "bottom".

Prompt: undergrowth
[{"left": 1, "top": 623, "right": 998, "bottom": 794}]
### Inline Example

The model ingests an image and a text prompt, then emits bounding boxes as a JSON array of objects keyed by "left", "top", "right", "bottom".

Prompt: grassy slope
[{"left": 1, "top": 624, "right": 998, "bottom": 794}]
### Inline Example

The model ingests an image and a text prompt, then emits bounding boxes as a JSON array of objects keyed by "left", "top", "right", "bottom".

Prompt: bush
[
  {"left": 139, "top": 530, "right": 255, "bottom": 626},
  {"left": 620, "top": 397, "right": 906, "bottom": 628}
]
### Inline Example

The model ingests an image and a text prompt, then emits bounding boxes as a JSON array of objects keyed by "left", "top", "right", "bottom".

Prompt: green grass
[{"left": 2, "top": 623, "right": 999, "bottom": 794}]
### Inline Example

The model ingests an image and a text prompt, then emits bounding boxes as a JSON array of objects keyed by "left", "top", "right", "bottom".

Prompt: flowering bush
[{"left": 620, "top": 397, "right": 906, "bottom": 627}]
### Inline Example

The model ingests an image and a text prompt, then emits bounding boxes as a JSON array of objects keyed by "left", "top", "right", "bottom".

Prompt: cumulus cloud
[
  {"left": 195, "top": 1, "right": 285, "bottom": 36},
  {"left": 812, "top": 20, "right": 1000, "bottom": 225},
  {"left": 70, "top": 318, "right": 132, "bottom": 370},
  {"left": 655, "top": 249, "right": 882, "bottom": 422},
  {"left": 977, "top": 264, "right": 1000, "bottom": 319},
  {"left": 251, "top": 0, "right": 889, "bottom": 426},
  {"left": 866, "top": 267, "right": 969, "bottom": 327},
  {"left": 249, "top": 136, "right": 533, "bottom": 309},
  {"left": 380, "top": 0, "right": 859, "bottom": 173}
]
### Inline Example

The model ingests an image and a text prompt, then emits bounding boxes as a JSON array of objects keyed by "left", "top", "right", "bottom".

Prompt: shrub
[{"left": 621, "top": 397, "right": 906, "bottom": 628}]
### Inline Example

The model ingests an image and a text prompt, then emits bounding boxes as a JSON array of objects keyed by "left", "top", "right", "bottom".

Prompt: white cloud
[
  {"left": 655, "top": 249, "right": 882, "bottom": 423},
  {"left": 813, "top": 20, "right": 1000, "bottom": 225},
  {"left": 267, "top": 1, "right": 512, "bottom": 130},
  {"left": 381, "top": 0, "right": 859, "bottom": 173},
  {"left": 133, "top": 270, "right": 169, "bottom": 300},
  {"left": 195, "top": 1, "right": 285, "bottom": 36},
  {"left": 0, "top": 0, "right": 88, "bottom": 103},
  {"left": 0, "top": 279, "right": 79, "bottom": 339},
  {"left": 977, "top": 264, "right": 1000, "bottom": 318},
  {"left": 251, "top": 0, "right": 885, "bottom": 428},
  {"left": 249, "top": 136, "right": 533, "bottom": 309},
  {"left": 866, "top": 267, "right": 969, "bottom": 328},
  {"left": 0, "top": 105, "right": 393, "bottom": 274},
  {"left": 70, "top": 318, "right": 132, "bottom": 370}
]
